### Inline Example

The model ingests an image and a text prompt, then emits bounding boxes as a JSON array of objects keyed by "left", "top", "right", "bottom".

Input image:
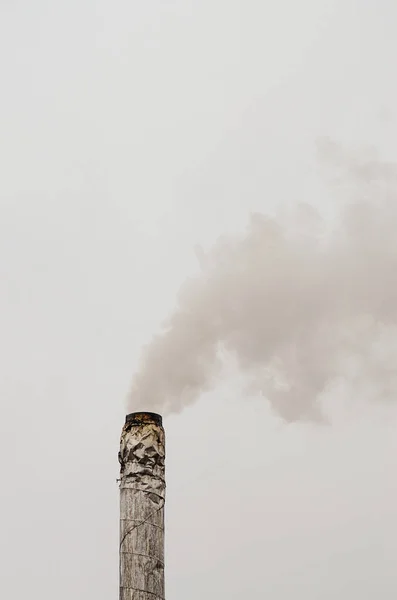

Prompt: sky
[{"left": 1, "top": 1, "right": 397, "bottom": 598}]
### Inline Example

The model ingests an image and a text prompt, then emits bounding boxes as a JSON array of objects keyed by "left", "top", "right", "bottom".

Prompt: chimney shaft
[{"left": 119, "top": 412, "right": 165, "bottom": 600}]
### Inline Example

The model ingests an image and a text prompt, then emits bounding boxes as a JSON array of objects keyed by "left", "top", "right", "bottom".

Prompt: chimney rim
[{"left": 125, "top": 411, "right": 163, "bottom": 426}]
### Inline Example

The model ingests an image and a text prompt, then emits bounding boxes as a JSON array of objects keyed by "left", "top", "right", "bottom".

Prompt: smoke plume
[{"left": 129, "top": 140, "right": 397, "bottom": 421}]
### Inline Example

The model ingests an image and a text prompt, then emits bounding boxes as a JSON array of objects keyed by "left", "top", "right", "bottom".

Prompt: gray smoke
[{"left": 129, "top": 140, "right": 397, "bottom": 421}]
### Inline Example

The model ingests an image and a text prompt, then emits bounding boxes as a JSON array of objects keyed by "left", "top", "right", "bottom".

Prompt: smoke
[{"left": 129, "top": 140, "right": 397, "bottom": 421}]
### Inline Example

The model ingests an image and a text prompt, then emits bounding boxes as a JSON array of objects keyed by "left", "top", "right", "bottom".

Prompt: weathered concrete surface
[{"left": 119, "top": 413, "right": 165, "bottom": 600}]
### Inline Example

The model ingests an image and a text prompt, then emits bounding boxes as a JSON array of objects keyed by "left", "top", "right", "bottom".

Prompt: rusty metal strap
[
  {"left": 120, "top": 487, "right": 165, "bottom": 502},
  {"left": 120, "top": 551, "right": 164, "bottom": 566},
  {"left": 120, "top": 588, "right": 164, "bottom": 599},
  {"left": 120, "top": 518, "right": 164, "bottom": 530}
]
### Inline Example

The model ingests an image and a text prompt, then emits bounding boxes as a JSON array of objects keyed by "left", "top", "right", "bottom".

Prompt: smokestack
[{"left": 119, "top": 412, "right": 166, "bottom": 600}]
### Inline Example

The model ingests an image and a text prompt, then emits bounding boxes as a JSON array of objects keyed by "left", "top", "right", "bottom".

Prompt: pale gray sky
[{"left": 1, "top": 1, "right": 397, "bottom": 598}]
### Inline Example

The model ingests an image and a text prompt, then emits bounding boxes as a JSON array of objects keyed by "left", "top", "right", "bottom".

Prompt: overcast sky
[{"left": 1, "top": 1, "right": 397, "bottom": 598}]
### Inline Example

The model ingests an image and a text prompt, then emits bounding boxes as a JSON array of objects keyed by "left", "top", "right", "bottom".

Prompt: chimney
[{"left": 119, "top": 412, "right": 166, "bottom": 600}]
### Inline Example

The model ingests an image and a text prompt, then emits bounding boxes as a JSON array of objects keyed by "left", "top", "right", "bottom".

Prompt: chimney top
[{"left": 125, "top": 412, "right": 163, "bottom": 426}]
